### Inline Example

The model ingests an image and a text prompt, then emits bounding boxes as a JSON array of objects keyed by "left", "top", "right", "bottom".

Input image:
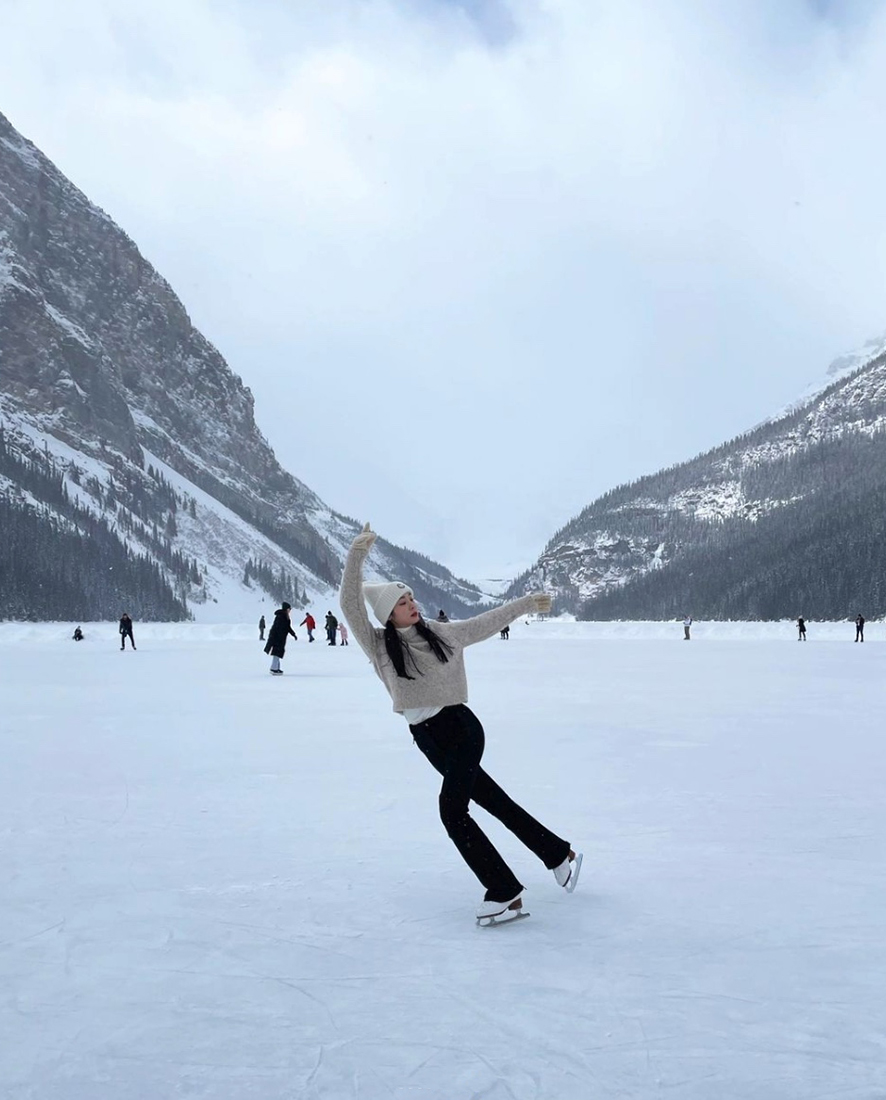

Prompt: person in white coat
[{"left": 339, "top": 523, "right": 580, "bottom": 924}]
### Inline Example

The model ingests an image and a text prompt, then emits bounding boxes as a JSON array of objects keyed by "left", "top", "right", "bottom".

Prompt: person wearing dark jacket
[
  {"left": 264, "top": 603, "right": 296, "bottom": 674},
  {"left": 797, "top": 617, "right": 806, "bottom": 641},
  {"left": 119, "top": 613, "right": 136, "bottom": 650},
  {"left": 259, "top": 615, "right": 266, "bottom": 641},
  {"left": 325, "top": 611, "right": 338, "bottom": 646},
  {"left": 72, "top": 626, "right": 84, "bottom": 641},
  {"left": 855, "top": 613, "right": 865, "bottom": 642}
]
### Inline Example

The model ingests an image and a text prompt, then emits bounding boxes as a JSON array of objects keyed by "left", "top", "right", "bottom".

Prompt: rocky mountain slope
[
  {"left": 508, "top": 337, "right": 886, "bottom": 620},
  {"left": 0, "top": 111, "right": 487, "bottom": 621}
]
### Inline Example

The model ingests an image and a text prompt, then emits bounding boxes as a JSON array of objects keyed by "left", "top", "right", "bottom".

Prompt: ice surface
[{"left": 2, "top": 620, "right": 885, "bottom": 1099}]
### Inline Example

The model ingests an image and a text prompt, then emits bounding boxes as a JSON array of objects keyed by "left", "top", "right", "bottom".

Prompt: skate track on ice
[{"left": 1, "top": 620, "right": 884, "bottom": 1099}]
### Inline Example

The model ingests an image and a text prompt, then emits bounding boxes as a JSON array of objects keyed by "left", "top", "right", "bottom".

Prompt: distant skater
[
  {"left": 259, "top": 614, "right": 266, "bottom": 641},
  {"left": 683, "top": 616, "right": 692, "bottom": 641},
  {"left": 797, "top": 617, "right": 806, "bottom": 641},
  {"left": 338, "top": 621, "right": 349, "bottom": 646},
  {"left": 325, "top": 611, "right": 338, "bottom": 646},
  {"left": 72, "top": 626, "right": 84, "bottom": 641},
  {"left": 119, "top": 613, "right": 136, "bottom": 651},
  {"left": 339, "top": 522, "right": 581, "bottom": 926},
  {"left": 436, "top": 610, "right": 449, "bottom": 623},
  {"left": 500, "top": 624, "right": 510, "bottom": 640},
  {"left": 300, "top": 612, "right": 316, "bottom": 642},
  {"left": 855, "top": 613, "right": 865, "bottom": 642},
  {"left": 264, "top": 602, "right": 296, "bottom": 674}
]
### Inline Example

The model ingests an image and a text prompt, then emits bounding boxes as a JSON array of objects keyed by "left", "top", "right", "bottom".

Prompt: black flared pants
[{"left": 410, "top": 704, "right": 569, "bottom": 902}]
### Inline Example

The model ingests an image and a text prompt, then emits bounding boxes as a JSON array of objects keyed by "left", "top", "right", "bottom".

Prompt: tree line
[{"left": 581, "top": 433, "right": 886, "bottom": 620}]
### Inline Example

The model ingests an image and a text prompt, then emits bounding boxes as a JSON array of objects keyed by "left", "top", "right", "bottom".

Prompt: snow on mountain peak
[
  {"left": 825, "top": 332, "right": 886, "bottom": 382},
  {"left": 774, "top": 332, "right": 886, "bottom": 421}
]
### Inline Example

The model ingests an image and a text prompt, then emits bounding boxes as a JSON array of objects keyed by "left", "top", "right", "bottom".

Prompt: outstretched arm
[
  {"left": 338, "top": 523, "right": 381, "bottom": 658},
  {"left": 446, "top": 593, "right": 551, "bottom": 647}
]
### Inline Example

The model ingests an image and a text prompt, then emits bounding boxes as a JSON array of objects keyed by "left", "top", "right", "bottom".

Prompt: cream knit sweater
[{"left": 339, "top": 540, "right": 538, "bottom": 714}]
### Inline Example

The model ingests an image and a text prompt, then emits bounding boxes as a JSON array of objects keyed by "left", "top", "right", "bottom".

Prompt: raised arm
[
  {"left": 446, "top": 593, "right": 551, "bottom": 647},
  {"left": 338, "top": 523, "right": 381, "bottom": 658}
]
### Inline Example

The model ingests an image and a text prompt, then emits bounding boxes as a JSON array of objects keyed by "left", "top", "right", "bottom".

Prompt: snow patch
[
  {"left": 0, "top": 134, "right": 40, "bottom": 170},
  {"left": 44, "top": 302, "right": 94, "bottom": 349},
  {"left": 773, "top": 331, "right": 886, "bottom": 420}
]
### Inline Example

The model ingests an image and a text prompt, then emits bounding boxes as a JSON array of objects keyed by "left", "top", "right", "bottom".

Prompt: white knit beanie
[{"left": 363, "top": 580, "right": 413, "bottom": 625}]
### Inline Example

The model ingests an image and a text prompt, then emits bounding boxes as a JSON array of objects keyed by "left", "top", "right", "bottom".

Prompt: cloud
[{"left": 3, "top": 0, "right": 886, "bottom": 575}]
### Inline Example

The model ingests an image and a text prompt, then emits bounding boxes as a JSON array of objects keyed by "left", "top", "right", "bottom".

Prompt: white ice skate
[
  {"left": 553, "top": 849, "right": 582, "bottom": 893},
  {"left": 476, "top": 893, "right": 528, "bottom": 927}
]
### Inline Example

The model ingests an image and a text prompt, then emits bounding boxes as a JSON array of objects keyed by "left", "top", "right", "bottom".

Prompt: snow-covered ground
[{"left": 2, "top": 620, "right": 884, "bottom": 1099}]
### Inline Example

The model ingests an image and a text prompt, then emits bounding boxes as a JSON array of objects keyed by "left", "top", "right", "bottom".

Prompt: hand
[
  {"left": 352, "top": 522, "right": 377, "bottom": 552},
  {"left": 531, "top": 593, "right": 552, "bottom": 614}
]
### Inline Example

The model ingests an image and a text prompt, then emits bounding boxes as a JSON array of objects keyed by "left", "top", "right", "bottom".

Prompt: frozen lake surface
[{"left": 2, "top": 619, "right": 884, "bottom": 1099}]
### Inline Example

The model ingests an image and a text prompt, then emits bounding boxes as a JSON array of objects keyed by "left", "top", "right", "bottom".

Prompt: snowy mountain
[
  {"left": 508, "top": 339, "right": 886, "bottom": 620},
  {"left": 771, "top": 332, "right": 886, "bottom": 420},
  {"left": 0, "top": 111, "right": 488, "bottom": 622}
]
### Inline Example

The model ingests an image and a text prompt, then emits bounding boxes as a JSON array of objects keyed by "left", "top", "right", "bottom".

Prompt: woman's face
[{"left": 390, "top": 592, "right": 420, "bottom": 628}]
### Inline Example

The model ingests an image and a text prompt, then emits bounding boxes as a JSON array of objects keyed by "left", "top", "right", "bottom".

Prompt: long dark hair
[{"left": 384, "top": 618, "right": 454, "bottom": 679}]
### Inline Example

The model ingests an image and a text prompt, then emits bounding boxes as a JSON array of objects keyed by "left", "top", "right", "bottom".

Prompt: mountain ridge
[
  {"left": 507, "top": 340, "right": 886, "bottom": 620},
  {"left": 0, "top": 111, "right": 490, "bottom": 622}
]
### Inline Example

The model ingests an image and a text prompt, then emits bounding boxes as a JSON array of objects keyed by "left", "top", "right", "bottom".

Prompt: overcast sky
[{"left": 2, "top": 0, "right": 886, "bottom": 578}]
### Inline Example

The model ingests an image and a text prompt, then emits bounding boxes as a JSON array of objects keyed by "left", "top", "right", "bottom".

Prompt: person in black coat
[
  {"left": 119, "top": 613, "right": 136, "bottom": 650},
  {"left": 259, "top": 615, "right": 266, "bottom": 640},
  {"left": 264, "top": 603, "right": 296, "bottom": 674},
  {"left": 855, "top": 613, "right": 865, "bottom": 642},
  {"left": 325, "top": 611, "right": 338, "bottom": 646}
]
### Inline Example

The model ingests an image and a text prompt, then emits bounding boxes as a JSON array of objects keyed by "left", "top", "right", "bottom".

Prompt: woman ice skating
[
  {"left": 264, "top": 602, "right": 296, "bottom": 674},
  {"left": 797, "top": 617, "right": 806, "bottom": 641},
  {"left": 339, "top": 523, "right": 581, "bottom": 926}
]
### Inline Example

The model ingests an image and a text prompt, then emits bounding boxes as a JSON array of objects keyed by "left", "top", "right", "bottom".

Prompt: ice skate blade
[
  {"left": 565, "top": 851, "right": 583, "bottom": 894},
  {"left": 477, "top": 910, "right": 530, "bottom": 928}
]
